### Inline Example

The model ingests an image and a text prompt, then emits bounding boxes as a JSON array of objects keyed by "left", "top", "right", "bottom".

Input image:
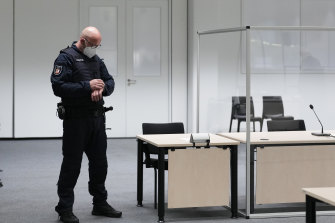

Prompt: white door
[
  {"left": 126, "top": 0, "right": 169, "bottom": 136},
  {"left": 80, "top": 0, "right": 170, "bottom": 137}
]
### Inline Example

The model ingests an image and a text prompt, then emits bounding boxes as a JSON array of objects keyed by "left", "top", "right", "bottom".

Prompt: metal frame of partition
[{"left": 196, "top": 26, "right": 335, "bottom": 219}]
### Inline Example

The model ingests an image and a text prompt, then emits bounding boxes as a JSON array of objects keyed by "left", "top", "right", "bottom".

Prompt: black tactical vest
[
  {"left": 62, "top": 47, "right": 101, "bottom": 81},
  {"left": 61, "top": 47, "right": 104, "bottom": 108}
]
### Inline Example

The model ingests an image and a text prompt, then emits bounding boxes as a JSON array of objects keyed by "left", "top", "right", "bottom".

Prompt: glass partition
[
  {"left": 198, "top": 30, "right": 247, "bottom": 133},
  {"left": 249, "top": 27, "right": 335, "bottom": 133},
  {"left": 198, "top": 27, "right": 335, "bottom": 134},
  {"left": 198, "top": 26, "right": 335, "bottom": 217},
  {"left": 133, "top": 7, "right": 161, "bottom": 76},
  {"left": 198, "top": 28, "right": 249, "bottom": 215}
]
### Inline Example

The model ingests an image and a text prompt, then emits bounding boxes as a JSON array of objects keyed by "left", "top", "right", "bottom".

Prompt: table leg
[
  {"left": 137, "top": 139, "right": 143, "bottom": 207},
  {"left": 306, "top": 195, "right": 316, "bottom": 223},
  {"left": 157, "top": 147, "right": 165, "bottom": 222},
  {"left": 250, "top": 145, "right": 255, "bottom": 214},
  {"left": 230, "top": 145, "right": 238, "bottom": 218}
]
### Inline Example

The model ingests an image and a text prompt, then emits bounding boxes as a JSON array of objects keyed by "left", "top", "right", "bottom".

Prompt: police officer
[{"left": 51, "top": 26, "right": 122, "bottom": 223}]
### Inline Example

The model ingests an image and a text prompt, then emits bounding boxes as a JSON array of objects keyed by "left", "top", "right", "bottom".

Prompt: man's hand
[
  {"left": 91, "top": 88, "right": 103, "bottom": 102},
  {"left": 90, "top": 79, "right": 105, "bottom": 91}
]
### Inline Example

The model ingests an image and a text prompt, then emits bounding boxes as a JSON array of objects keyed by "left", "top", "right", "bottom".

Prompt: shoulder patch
[{"left": 53, "top": 65, "right": 63, "bottom": 75}]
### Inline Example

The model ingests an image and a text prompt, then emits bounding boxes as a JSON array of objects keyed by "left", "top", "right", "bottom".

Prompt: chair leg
[
  {"left": 253, "top": 121, "right": 256, "bottom": 132},
  {"left": 154, "top": 168, "right": 157, "bottom": 209},
  {"left": 237, "top": 120, "right": 241, "bottom": 132},
  {"left": 229, "top": 118, "right": 233, "bottom": 132},
  {"left": 260, "top": 118, "right": 264, "bottom": 132},
  {"left": 0, "top": 169, "right": 2, "bottom": 188}
]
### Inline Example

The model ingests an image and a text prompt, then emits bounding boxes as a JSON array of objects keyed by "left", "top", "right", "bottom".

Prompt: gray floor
[{"left": 0, "top": 138, "right": 335, "bottom": 223}]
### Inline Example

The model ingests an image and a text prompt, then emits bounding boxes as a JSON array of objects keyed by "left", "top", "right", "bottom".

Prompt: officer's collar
[{"left": 71, "top": 41, "right": 82, "bottom": 54}]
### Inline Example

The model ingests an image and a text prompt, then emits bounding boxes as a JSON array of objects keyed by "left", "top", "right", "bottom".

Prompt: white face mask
[{"left": 83, "top": 46, "right": 96, "bottom": 58}]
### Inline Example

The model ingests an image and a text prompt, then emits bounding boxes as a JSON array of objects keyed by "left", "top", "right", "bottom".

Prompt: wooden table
[
  {"left": 218, "top": 131, "right": 335, "bottom": 218},
  {"left": 303, "top": 187, "right": 335, "bottom": 223},
  {"left": 136, "top": 133, "right": 239, "bottom": 222}
]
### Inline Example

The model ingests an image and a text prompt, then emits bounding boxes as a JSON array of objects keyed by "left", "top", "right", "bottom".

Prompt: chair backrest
[
  {"left": 142, "top": 122, "right": 185, "bottom": 135},
  {"left": 231, "top": 96, "right": 255, "bottom": 117},
  {"left": 262, "top": 96, "right": 284, "bottom": 117},
  {"left": 267, "top": 119, "right": 306, "bottom": 132},
  {"left": 142, "top": 122, "right": 185, "bottom": 156}
]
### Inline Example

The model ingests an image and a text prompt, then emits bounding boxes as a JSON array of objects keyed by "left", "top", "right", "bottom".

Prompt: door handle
[{"left": 127, "top": 79, "right": 137, "bottom": 86}]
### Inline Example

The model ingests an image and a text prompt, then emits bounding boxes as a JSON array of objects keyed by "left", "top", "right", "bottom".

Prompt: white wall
[
  {"left": 188, "top": 0, "right": 242, "bottom": 132},
  {"left": 0, "top": 0, "right": 13, "bottom": 137},
  {"left": 0, "top": 0, "right": 188, "bottom": 138},
  {"left": 14, "top": 0, "right": 80, "bottom": 137}
]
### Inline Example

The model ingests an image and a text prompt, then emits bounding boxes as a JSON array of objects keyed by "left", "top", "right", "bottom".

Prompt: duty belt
[
  {"left": 56, "top": 102, "right": 113, "bottom": 120},
  {"left": 65, "top": 107, "right": 105, "bottom": 119}
]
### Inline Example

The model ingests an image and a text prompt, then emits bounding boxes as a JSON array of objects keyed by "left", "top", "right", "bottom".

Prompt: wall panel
[
  {"left": 188, "top": 0, "right": 242, "bottom": 132},
  {"left": 171, "top": 0, "right": 187, "bottom": 124},
  {"left": 14, "top": 0, "right": 79, "bottom": 137},
  {"left": 0, "top": 0, "right": 13, "bottom": 137}
]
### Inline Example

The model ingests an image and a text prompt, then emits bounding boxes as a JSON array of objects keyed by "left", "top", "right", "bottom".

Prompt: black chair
[
  {"left": 261, "top": 96, "right": 294, "bottom": 131},
  {"left": 142, "top": 122, "right": 185, "bottom": 209},
  {"left": 267, "top": 119, "right": 306, "bottom": 132},
  {"left": 229, "top": 96, "right": 262, "bottom": 132}
]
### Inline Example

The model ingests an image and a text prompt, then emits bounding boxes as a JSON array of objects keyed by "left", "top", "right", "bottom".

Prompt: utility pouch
[{"left": 56, "top": 102, "right": 66, "bottom": 120}]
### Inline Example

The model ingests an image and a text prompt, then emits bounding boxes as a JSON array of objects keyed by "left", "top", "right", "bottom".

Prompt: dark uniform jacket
[{"left": 51, "top": 42, "right": 114, "bottom": 109}]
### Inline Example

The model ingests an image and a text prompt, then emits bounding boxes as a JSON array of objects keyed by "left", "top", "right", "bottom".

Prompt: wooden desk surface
[
  {"left": 136, "top": 133, "right": 239, "bottom": 147},
  {"left": 218, "top": 131, "right": 335, "bottom": 145},
  {"left": 303, "top": 187, "right": 335, "bottom": 206}
]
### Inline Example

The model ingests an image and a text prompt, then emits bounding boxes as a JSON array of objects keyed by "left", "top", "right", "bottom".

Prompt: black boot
[
  {"left": 92, "top": 203, "right": 122, "bottom": 218},
  {"left": 55, "top": 206, "right": 79, "bottom": 223}
]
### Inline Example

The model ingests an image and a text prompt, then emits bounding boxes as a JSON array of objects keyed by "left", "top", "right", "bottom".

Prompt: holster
[{"left": 56, "top": 102, "right": 66, "bottom": 120}]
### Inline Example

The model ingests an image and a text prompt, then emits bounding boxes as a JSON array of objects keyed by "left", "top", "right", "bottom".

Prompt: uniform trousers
[{"left": 56, "top": 115, "right": 108, "bottom": 211}]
